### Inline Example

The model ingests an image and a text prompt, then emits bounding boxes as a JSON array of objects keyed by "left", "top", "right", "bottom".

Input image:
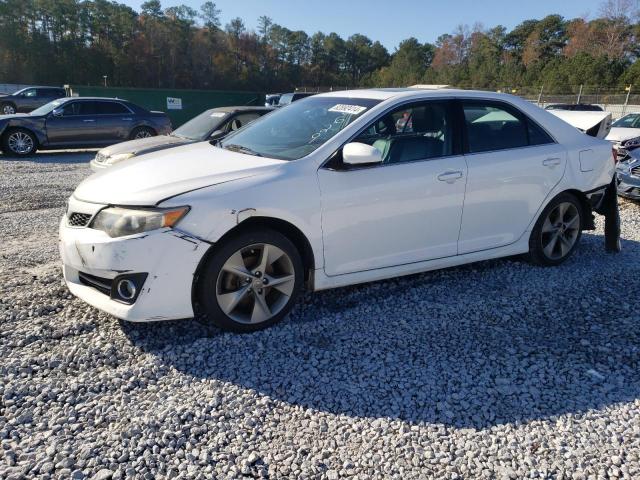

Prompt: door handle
[
  {"left": 83, "top": 119, "right": 96, "bottom": 123},
  {"left": 437, "top": 170, "right": 463, "bottom": 183},
  {"left": 543, "top": 157, "right": 561, "bottom": 167},
  {"left": 122, "top": 118, "right": 133, "bottom": 121}
]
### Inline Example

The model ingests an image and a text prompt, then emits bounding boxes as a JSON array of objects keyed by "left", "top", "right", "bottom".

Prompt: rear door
[
  {"left": 93, "top": 101, "right": 135, "bottom": 142},
  {"left": 457, "top": 99, "right": 567, "bottom": 254}
]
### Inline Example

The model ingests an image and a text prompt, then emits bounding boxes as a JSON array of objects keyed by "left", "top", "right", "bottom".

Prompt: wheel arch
[
  {"left": 2, "top": 126, "right": 40, "bottom": 152},
  {"left": 192, "top": 216, "right": 316, "bottom": 306},
  {"left": 558, "top": 188, "right": 595, "bottom": 230}
]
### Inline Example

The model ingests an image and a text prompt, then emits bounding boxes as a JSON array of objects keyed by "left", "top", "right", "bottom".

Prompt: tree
[{"left": 200, "top": 1, "right": 221, "bottom": 30}]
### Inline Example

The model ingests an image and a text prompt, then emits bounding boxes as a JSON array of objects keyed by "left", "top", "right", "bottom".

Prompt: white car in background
[
  {"left": 59, "top": 89, "right": 615, "bottom": 332},
  {"left": 606, "top": 112, "right": 640, "bottom": 159}
]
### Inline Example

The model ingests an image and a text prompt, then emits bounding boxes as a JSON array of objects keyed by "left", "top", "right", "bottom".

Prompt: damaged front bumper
[{"left": 59, "top": 214, "right": 209, "bottom": 322}]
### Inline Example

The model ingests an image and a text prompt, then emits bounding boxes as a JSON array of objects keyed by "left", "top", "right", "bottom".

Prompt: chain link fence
[{"left": 496, "top": 85, "right": 638, "bottom": 119}]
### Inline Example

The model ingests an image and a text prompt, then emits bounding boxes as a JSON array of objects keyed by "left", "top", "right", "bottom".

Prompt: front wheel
[
  {"left": 1, "top": 103, "right": 16, "bottom": 115},
  {"left": 196, "top": 229, "right": 304, "bottom": 332},
  {"left": 2, "top": 128, "right": 38, "bottom": 157},
  {"left": 528, "top": 193, "right": 583, "bottom": 266},
  {"left": 129, "top": 126, "right": 156, "bottom": 140}
]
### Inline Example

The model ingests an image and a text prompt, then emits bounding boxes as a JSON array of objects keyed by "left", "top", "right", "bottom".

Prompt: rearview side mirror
[
  {"left": 52, "top": 108, "right": 63, "bottom": 117},
  {"left": 210, "top": 129, "right": 225, "bottom": 140},
  {"left": 343, "top": 142, "right": 383, "bottom": 166}
]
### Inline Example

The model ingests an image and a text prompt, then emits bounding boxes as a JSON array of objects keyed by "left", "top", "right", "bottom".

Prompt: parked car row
[
  {"left": 1, "top": 88, "right": 637, "bottom": 204},
  {"left": 90, "top": 106, "right": 272, "bottom": 170}
]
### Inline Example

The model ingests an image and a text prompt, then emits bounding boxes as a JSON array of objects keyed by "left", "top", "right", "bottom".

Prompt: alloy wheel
[
  {"left": 8, "top": 131, "right": 34, "bottom": 155},
  {"left": 2, "top": 104, "right": 15, "bottom": 115},
  {"left": 541, "top": 201, "right": 580, "bottom": 260},
  {"left": 134, "top": 129, "right": 153, "bottom": 139},
  {"left": 216, "top": 243, "right": 296, "bottom": 324}
]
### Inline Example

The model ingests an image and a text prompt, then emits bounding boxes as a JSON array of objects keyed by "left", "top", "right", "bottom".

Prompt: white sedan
[{"left": 59, "top": 89, "right": 615, "bottom": 332}]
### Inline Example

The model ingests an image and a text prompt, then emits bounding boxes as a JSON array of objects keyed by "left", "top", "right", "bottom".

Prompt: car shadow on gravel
[{"left": 121, "top": 233, "right": 640, "bottom": 429}]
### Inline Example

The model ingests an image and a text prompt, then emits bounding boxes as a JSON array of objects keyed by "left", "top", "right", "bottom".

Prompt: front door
[
  {"left": 318, "top": 100, "right": 467, "bottom": 276},
  {"left": 45, "top": 101, "right": 102, "bottom": 145}
]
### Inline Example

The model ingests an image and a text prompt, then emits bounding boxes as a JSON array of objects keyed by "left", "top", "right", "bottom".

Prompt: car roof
[
  {"left": 16, "top": 86, "right": 64, "bottom": 90},
  {"left": 208, "top": 106, "right": 274, "bottom": 113},
  {"left": 314, "top": 87, "right": 504, "bottom": 101},
  {"left": 59, "top": 97, "right": 130, "bottom": 102}
]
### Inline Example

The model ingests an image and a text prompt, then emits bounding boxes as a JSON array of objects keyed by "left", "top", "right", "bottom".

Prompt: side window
[
  {"left": 228, "top": 113, "right": 261, "bottom": 131},
  {"left": 96, "top": 102, "right": 130, "bottom": 114},
  {"left": 77, "top": 101, "right": 100, "bottom": 115},
  {"left": 463, "top": 102, "right": 528, "bottom": 153},
  {"left": 61, "top": 102, "right": 80, "bottom": 116},
  {"left": 463, "top": 101, "right": 554, "bottom": 153},
  {"left": 353, "top": 101, "right": 453, "bottom": 164},
  {"left": 528, "top": 121, "right": 554, "bottom": 146},
  {"left": 23, "top": 89, "right": 37, "bottom": 97}
]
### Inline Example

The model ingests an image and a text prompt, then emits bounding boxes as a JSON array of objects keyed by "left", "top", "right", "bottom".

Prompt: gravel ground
[{"left": 1, "top": 151, "right": 640, "bottom": 480}]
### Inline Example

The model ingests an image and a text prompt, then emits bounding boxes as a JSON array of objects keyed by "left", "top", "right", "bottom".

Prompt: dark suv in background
[{"left": 0, "top": 86, "right": 67, "bottom": 114}]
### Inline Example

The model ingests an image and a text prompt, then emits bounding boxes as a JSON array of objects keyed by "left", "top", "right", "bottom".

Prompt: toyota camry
[{"left": 59, "top": 89, "right": 616, "bottom": 332}]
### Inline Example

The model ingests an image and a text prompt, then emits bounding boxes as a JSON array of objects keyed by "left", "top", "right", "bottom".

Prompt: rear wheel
[
  {"left": 1, "top": 102, "right": 16, "bottom": 115},
  {"left": 196, "top": 229, "right": 303, "bottom": 332},
  {"left": 528, "top": 193, "right": 582, "bottom": 266},
  {"left": 2, "top": 128, "right": 37, "bottom": 156},
  {"left": 129, "top": 126, "right": 156, "bottom": 140}
]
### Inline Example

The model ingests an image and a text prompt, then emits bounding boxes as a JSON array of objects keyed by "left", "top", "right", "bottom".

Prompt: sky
[{"left": 121, "top": 0, "right": 605, "bottom": 50}]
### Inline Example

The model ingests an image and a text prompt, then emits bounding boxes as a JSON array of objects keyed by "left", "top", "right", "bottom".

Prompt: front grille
[
  {"left": 67, "top": 212, "right": 92, "bottom": 227},
  {"left": 631, "top": 165, "right": 640, "bottom": 177},
  {"left": 78, "top": 272, "right": 112, "bottom": 296}
]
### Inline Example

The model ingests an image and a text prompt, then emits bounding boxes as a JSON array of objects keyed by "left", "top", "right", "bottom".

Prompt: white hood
[
  {"left": 606, "top": 127, "right": 640, "bottom": 143},
  {"left": 74, "top": 141, "right": 285, "bottom": 205}
]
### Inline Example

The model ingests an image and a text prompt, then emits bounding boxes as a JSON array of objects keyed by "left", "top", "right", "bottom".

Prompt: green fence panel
[{"left": 70, "top": 86, "right": 265, "bottom": 128}]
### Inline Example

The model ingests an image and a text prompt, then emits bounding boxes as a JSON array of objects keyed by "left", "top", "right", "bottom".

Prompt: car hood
[
  {"left": 74, "top": 142, "right": 286, "bottom": 205},
  {"left": 606, "top": 127, "right": 640, "bottom": 142},
  {"left": 0, "top": 113, "right": 29, "bottom": 120},
  {"left": 98, "top": 135, "right": 190, "bottom": 158}
]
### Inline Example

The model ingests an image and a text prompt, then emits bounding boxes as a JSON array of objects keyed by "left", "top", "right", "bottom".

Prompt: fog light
[
  {"left": 117, "top": 279, "right": 136, "bottom": 300},
  {"left": 110, "top": 273, "right": 148, "bottom": 304}
]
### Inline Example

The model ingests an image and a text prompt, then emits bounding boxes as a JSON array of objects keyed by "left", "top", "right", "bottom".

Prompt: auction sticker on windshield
[
  {"left": 328, "top": 104, "right": 367, "bottom": 115},
  {"left": 211, "top": 112, "right": 226, "bottom": 117}
]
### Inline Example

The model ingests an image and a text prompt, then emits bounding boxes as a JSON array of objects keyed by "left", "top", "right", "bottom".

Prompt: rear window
[{"left": 463, "top": 101, "right": 553, "bottom": 153}]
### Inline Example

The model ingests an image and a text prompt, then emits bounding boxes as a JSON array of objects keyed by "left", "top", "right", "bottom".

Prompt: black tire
[
  {"left": 528, "top": 192, "right": 583, "bottom": 266},
  {"left": 129, "top": 126, "right": 156, "bottom": 140},
  {"left": 2, "top": 128, "right": 38, "bottom": 157},
  {"left": 1, "top": 102, "right": 17, "bottom": 115},
  {"left": 196, "top": 229, "right": 304, "bottom": 332}
]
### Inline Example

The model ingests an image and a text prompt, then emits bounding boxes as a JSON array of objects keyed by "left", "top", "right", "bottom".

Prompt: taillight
[{"left": 612, "top": 147, "right": 617, "bottom": 164}]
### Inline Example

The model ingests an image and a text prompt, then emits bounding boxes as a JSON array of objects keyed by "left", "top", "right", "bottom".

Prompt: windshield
[
  {"left": 30, "top": 99, "right": 66, "bottom": 116},
  {"left": 612, "top": 114, "right": 640, "bottom": 128},
  {"left": 173, "top": 110, "right": 228, "bottom": 140},
  {"left": 278, "top": 93, "right": 294, "bottom": 106},
  {"left": 220, "top": 96, "right": 381, "bottom": 160}
]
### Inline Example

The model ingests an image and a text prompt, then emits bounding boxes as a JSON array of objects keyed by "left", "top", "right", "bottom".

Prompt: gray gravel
[{"left": 1, "top": 151, "right": 640, "bottom": 480}]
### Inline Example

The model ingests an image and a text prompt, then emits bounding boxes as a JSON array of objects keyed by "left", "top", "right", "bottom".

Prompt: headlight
[
  {"left": 107, "top": 153, "right": 136, "bottom": 165},
  {"left": 91, "top": 206, "right": 189, "bottom": 238},
  {"left": 622, "top": 137, "right": 640, "bottom": 149}
]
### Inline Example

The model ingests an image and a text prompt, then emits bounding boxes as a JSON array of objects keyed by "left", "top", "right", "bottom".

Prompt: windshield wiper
[{"left": 223, "top": 144, "right": 263, "bottom": 157}]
